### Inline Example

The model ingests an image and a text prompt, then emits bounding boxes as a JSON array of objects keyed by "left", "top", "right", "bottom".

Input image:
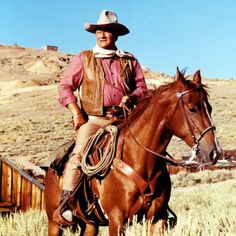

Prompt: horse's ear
[
  {"left": 175, "top": 67, "right": 186, "bottom": 84},
  {"left": 193, "top": 70, "right": 202, "bottom": 84},
  {"left": 175, "top": 67, "right": 180, "bottom": 78}
]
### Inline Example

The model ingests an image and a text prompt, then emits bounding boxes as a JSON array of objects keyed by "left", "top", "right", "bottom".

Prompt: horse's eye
[{"left": 189, "top": 107, "right": 197, "bottom": 113}]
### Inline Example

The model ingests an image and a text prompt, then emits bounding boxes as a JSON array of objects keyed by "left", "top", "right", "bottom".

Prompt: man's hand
[
  {"left": 67, "top": 102, "right": 87, "bottom": 130},
  {"left": 119, "top": 95, "right": 130, "bottom": 107},
  {"left": 119, "top": 95, "right": 137, "bottom": 107},
  {"left": 72, "top": 113, "right": 87, "bottom": 130}
]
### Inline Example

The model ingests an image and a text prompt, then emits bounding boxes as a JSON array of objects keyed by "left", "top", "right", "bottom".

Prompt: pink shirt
[{"left": 58, "top": 52, "right": 147, "bottom": 107}]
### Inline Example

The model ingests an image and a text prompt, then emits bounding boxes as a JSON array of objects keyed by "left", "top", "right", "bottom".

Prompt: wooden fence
[{"left": 0, "top": 156, "right": 45, "bottom": 213}]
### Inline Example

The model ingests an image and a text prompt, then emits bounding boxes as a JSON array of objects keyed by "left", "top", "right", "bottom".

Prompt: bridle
[
  {"left": 122, "top": 88, "right": 215, "bottom": 167},
  {"left": 170, "top": 89, "right": 215, "bottom": 165}
]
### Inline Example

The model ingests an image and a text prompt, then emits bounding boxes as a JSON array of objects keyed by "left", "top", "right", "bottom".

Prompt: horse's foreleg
[
  {"left": 149, "top": 219, "right": 167, "bottom": 236},
  {"left": 108, "top": 213, "right": 126, "bottom": 236},
  {"left": 48, "top": 219, "right": 63, "bottom": 236},
  {"left": 79, "top": 223, "right": 98, "bottom": 236}
]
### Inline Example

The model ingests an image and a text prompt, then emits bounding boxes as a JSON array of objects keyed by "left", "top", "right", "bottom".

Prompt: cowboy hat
[{"left": 84, "top": 10, "right": 129, "bottom": 36}]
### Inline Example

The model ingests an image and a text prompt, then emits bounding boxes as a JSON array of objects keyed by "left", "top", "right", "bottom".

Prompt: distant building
[{"left": 42, "top": 45, "right": 58, "bottom": 51}]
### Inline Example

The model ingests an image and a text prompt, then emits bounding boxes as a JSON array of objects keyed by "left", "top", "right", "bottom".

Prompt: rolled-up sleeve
[
  {"left": 130, "top": 58, "right": 147, "bottom": 98},
  {"left": 58, "top": 54, "right": 83, "bottom": 107}
]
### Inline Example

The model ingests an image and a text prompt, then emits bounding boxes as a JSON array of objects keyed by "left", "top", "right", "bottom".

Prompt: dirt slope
[{"left": 0, "top": 45, "right": 235, "bottom": 169}]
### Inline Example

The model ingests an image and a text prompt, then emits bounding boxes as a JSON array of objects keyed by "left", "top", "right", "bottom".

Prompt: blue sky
[{"left": 1, "top": 0, "right": 236, "bottom": 79}]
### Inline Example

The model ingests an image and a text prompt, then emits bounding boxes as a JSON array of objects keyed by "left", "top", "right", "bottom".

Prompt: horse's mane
[
  {"left": 127, "top": 82, "right": 173, "bottom": 123},
  {"left": 128, "top": 73, "right": 210, "bottom": 122}
]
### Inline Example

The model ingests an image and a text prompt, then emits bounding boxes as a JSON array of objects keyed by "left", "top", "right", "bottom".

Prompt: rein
[
  {"left": 122, "top": 88, "right": 215, "bottom": 168},
  {"left": 121, "top": 104, "right": 184, "bottom": 167}
]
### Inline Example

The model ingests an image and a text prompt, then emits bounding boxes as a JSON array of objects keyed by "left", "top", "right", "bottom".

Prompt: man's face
[{"left": 95, "top": 29, "right": 118, "bottom": 49}]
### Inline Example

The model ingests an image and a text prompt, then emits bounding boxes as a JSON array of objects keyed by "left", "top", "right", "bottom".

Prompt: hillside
[{"left": 0, "top": 45, "right": 235, "bottom": 168}]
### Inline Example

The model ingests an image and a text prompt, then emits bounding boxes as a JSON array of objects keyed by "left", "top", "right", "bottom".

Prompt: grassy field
[{"left": 0, "top": 169, "right": 235, "bottom": 236}]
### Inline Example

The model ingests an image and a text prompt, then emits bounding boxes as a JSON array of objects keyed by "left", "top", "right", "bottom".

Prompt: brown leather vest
[{"left": 80, "top": 50, "right": 136, "bottom": 116}]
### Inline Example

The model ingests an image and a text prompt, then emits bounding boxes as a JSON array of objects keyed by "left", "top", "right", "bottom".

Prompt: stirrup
[
  {"left": 53, "top": 190, "right": 74, "bottom": 227},
  {"left": 52, "top": 205, "right": 75, "bottom": 227},
  {"left": 61, "top": 209, "right": 73, "bottom": 223}
]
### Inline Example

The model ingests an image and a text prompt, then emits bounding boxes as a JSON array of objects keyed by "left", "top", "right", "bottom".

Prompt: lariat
[{"left": 81, "top": 125, "right": 118, "bottom": 176}]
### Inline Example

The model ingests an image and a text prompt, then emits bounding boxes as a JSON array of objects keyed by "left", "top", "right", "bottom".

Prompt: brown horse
[{"left": 45, "top": 68, "right": 222, "bottom": 236}]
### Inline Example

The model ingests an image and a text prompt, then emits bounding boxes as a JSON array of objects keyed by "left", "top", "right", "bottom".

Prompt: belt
[
  {"left": 88, "top": 106, "right": 122, "bottom": 121},
  {"left": 88, "top": 115, "right": 111, "bottom": 120},
  {"left": 104, "top": 106, "right": 120, "bottom": 113}
]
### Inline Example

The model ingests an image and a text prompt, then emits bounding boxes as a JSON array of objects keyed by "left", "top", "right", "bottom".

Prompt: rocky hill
[{"left": 0, "top": 45, "right": 235, "bottom": 169}]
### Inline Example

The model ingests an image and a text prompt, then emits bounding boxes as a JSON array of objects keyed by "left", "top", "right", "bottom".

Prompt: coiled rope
[{"left": 81, "top": 125, "right": 118, "bottom": 176}]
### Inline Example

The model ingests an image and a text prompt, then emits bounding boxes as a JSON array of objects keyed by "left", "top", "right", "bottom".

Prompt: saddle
[{"left": 50, "top": 139, "right": 75, "bottom": 176}]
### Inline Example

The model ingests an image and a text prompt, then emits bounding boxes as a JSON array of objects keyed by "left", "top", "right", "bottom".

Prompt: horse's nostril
[{"left": 209, "top": 149, "right": 219, "bottom": 164}]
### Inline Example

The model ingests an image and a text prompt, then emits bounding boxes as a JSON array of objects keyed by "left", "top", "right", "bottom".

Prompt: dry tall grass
[{"left": 0, "top": 169, "right": 235, "bottom": 236}]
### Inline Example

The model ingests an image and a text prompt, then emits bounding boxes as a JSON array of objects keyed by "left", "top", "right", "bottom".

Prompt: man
[{"left": 53, "top": 10, "right": 147, "bottom": 226}]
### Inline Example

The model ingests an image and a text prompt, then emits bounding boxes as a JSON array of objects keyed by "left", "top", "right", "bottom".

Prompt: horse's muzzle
[
  {"left": 208, "top": 148, "right": 221, "bottom": 164},
  {"left": 197, "top": 145, "right": 222, "bottom": 165}
]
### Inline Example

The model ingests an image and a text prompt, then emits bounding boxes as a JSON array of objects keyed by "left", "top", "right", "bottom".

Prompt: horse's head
[{"left": 168, "top": 68, "right": 222, "bottom": 166}]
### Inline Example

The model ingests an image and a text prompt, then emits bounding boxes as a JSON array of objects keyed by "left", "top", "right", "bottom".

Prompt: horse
[{"left": 45, "top": 68, "right": 222, "bottom": 236}]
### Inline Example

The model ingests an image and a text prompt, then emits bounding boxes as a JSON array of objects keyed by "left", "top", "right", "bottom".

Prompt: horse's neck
[
  {"left": 123, "top": 98, "right": 173, "bottom": 176},
  {"left": 132, "top": 105, "right": 170, "bottom": 153}
]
